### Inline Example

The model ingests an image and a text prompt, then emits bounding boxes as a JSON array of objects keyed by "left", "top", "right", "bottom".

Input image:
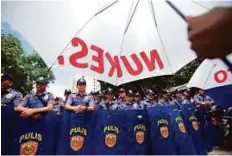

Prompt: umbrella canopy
[
  {"left": 2, "top": 0, "right": 229, "bottom": 85},
  {"left": 187, "top": 54, "right": 232, "bottom": 90}
]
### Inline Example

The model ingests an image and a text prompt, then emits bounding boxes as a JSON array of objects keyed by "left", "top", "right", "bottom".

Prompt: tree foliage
[{"left": 1, "top": 34, "right": 55, "bottom": 95}]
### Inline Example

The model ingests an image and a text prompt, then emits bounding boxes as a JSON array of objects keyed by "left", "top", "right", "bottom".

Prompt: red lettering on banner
[
  {"left": 105, "top": 53, "right": 122, "bottom": 78},
  {"left": 214, "top": 70, "right": 228, "bottom": 83},
  {"left": 140, "top": 50, "right": 164, "bottom": 71},
  {"left": 90, "top": 45, "right": 104, "bottom": 74},
  {"left": 58, "top": 55, "right": 64, "bottom": 65},
  {"left": 121, "top": 54, "right": 143, "bottom": 75},
  {"left": 69, "top": 37, "right": 89, "bottom": 68},
  {"left": 67, "top": 37, "right": 165, "bottom": 78}
]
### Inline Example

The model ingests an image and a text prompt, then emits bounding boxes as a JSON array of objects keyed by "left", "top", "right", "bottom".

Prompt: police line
[{"left": 3, "top": 104, "right": 217, "bottom": 155}]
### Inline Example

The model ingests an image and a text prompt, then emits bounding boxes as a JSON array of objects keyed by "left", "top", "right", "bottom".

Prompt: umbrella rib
[
  {"left": 123, "top": 0, "right": 140, "bottom": 35},
  {"left": 203, "top": 61, "right": 216, "bottom": 89},
  {"left": 95, "top": 0, "right": 119, "bottom": 15},
  {"left": 47, "top": 0, "right": 119, "bottom": 72},
  {"left": 149, "top": 0, "right": 174, "bottom": 74},
  {"left": 192, "top": 0, "right": 210, "bottom": 10},
  {"left": 116, "top": 0, "right": 140, "bottom": 85}
]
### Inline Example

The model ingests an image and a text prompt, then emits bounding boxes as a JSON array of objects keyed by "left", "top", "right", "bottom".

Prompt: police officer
[
  {"left": 117, "top": 88, "right": 126, "bottom": 105},
  {"left": 99, "top": 88, "right": 119, "bottom": 110},
  {"left": 1, "top": 73, "right": 23, "bottom": 108},
  {"left": 158, "top": 90, "right": 172, "bottom": 106},
  {"left": 53, "top": 97, "right": 62, "bottom": 116},
  {"left": 194, "top": 88, "right": 214, "bottom": 108},
  {"left": 172, "top": 89, "right": 184, "bottom": 104},
  {"left": 1, "top": 73, "right": 24, "bottom": 154},
  {"left": 90, "top": 90, "right": 101, "bottom": 107},
  {"left": 134, "top": 91, "right": 143, "bottom": 108},
  {"left": 64, "top": 89, "right": 72, "bottom": 102},
  {"left": 65, "top": 78, "right": 94, "bottom": 113},
  {"left": 18, "top": 77, "right": 54, "bottom": 119},
  {"left": 182, "top": 89, "right": 194, "bottom": 104},
  {"left": 121, "top": 90, "right": 140, "bottom": 110},
  {"left": 141, "top": 89, "right": 157, "bottom": 109}
]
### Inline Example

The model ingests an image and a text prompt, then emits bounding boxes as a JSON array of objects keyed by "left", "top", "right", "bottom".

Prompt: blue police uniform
[
  {"left": 171, "top": 97, "right": 183, "bottom": 105},
  {"left": 66, "top": 93, "right": 93, "bottom": 106},
  {"left": 121, "top": 102, "right": 140, "bottom": 110},
  {"left": 141, "top": 99, "right": 158, "bottom": 108},
  {"left": 158, "top": 98, "right": 171, "bottom": 106},
  {"left": 99, "top": 100, "right": 119, "bottom": 110},
  {"left": 20, "top": 92, "right": 54, "bottom": 108},
  {"left": 1, "top": 88, "right": 22, "bottom": 106},
  {"left": 194, "top": 94, "right": 214, "bottom": 104},
  {"left": 182, "top": 98, "right": 194, "bottom": 104}
]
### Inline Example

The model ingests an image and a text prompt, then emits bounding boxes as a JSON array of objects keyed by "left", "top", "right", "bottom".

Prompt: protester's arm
[{"left": 187, "top": 7, "right": 232, "bottom": 58}]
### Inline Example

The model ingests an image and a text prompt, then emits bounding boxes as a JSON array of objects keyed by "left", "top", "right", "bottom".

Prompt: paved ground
[{"left": 209, "top": 147, "right": 232, "bottom": 155}]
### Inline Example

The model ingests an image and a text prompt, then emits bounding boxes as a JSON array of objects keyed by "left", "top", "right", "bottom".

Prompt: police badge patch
[
  {"left": 178, "top": 122, "right": 186, "bottom": 133},
  {"left": 70, "top": 135, "right": 84, "bottom": 151},
  {"left": 6, "top": 93, "right": 13, "bottom": 99},
  {"left": 192, "top": 121, "right": 199, "bottom": 131},
  {"left": 105, "top": 133, "right": 117, "bottom": 148},
  {"left": 160, "top": 126, "right": 169, "bottom": 138},
  {"left": 20, "top": 141, "right": 38, "bottom": 156},
  {"left": 136, "top": 131, "right": 144, "bottom": 144}
]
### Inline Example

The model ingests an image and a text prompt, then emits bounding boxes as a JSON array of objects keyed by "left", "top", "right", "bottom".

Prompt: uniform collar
[
  {"left": 77, "top": 92, "right": 87, "bottom": 96},
  {"left": 2, "top": 87, "right": 12, "bottom": 93},
  {"left": 36, "top": 91, "right": 47, "bottom": 96}
]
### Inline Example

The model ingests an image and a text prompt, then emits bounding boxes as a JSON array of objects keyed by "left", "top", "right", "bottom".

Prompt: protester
[{"left": 187, "top": 7, "right": 232, "bottom": 58}]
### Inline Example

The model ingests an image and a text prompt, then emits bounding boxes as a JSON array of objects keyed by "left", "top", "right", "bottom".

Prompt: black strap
[{"left": 35, "top": 94, "right": 48, "bottom": 107}]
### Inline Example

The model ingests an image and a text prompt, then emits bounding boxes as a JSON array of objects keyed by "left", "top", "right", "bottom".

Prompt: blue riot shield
[
  {"left": 166, "top": 105, "right": 196, "bottom": 155},
  {"left": 68, "top": 111, "right": 95, "bottom": 155},
  {"left": 181, "top": 104, "right": 207, "bottom": 155},
  {"left": 125, "top": 110, "right": 148, "bottom": 155},
  {"left": 203, "top": 120, "right": 218, "bottom": 151},
  {"left": 11, "top": 112, "right": 58, "bottom": 155},
  {"left": 56, "top": 110, "right": 70, "bottom": 154},
  {"left": 94, "top": 110, "right": 126, "bottom": 155},
  {"left": 1, "top": 105, "right": 17, "bottom": 155},
  {"left": 147, "top": 106, "right": 176, "bottom": 155}
]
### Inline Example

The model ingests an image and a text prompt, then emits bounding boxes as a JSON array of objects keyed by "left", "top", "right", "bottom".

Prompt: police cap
[
  {"left": 64, "top": 89, "right": 72, "bottom": 95},
  {"left": 1, "top": 73, "right": 14, "bottom": 82},
  {"left": 91, "top": 91, "right": 99, "bottom": 95},
  {"left": 135, "top": 91, "right": 141, "bottom": 97},
  {"left": 36, "top": 77, "right": 48, "bottom": 84},
  {"left": 126, "top": 89, "right": 134, "bottom": 96},
  {"left": 145, "top": 89, "right": 155, "bottom": 95},
  {"left": 77, "top": 78, "right": 86, "bottom": 85},
  {"left": 106, "top": 88, "right": 114, "bottom": 95},
  {"left": 119, "top": 88, "right": 125, "bottom": 93}
]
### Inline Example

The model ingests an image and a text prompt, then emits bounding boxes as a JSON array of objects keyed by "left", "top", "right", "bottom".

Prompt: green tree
[{"left": 1, "top": 34, "right": 55, "bottom": 95}]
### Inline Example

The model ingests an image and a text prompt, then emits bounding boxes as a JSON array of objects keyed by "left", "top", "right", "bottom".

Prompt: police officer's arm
[
  {"left": 65, "top": 95, "right": 80, "bottom": 112},
  {"left": 205, "top": 96, "right": 214, "bottom": 105},
  {"left": 86, "top": 98, "right": 95, "bottom": 111},
  {"left": 14, "top": 94, "right": 29, "bottom": 112}
]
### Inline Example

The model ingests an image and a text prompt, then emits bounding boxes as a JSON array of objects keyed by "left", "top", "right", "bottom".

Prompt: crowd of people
[{"left": 1, "top": 72, "right": 215, "bottom": 120}]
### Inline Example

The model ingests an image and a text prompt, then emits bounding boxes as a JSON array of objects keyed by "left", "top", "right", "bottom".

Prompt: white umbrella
[
  {"left": 187, "top": 54, "right": 232, "bottom": 90},
  {"left": 2, "top": 0, "right": 229, "bottom": 85}
]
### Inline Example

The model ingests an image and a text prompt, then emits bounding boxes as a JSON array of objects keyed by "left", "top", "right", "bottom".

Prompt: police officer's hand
[
  {"left": 31, "top": 114, "right": 41, "bottom": 120},
  {"left": 187, "top": 7, "right": 232, "bottom": 58},
  {"left": 21, "top": 109, "right": 35, "bottom": 117}
]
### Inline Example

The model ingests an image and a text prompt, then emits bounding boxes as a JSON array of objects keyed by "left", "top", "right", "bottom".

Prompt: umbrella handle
[{"left": 166, "top": 1, "right": 232, "bottom": 70}]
